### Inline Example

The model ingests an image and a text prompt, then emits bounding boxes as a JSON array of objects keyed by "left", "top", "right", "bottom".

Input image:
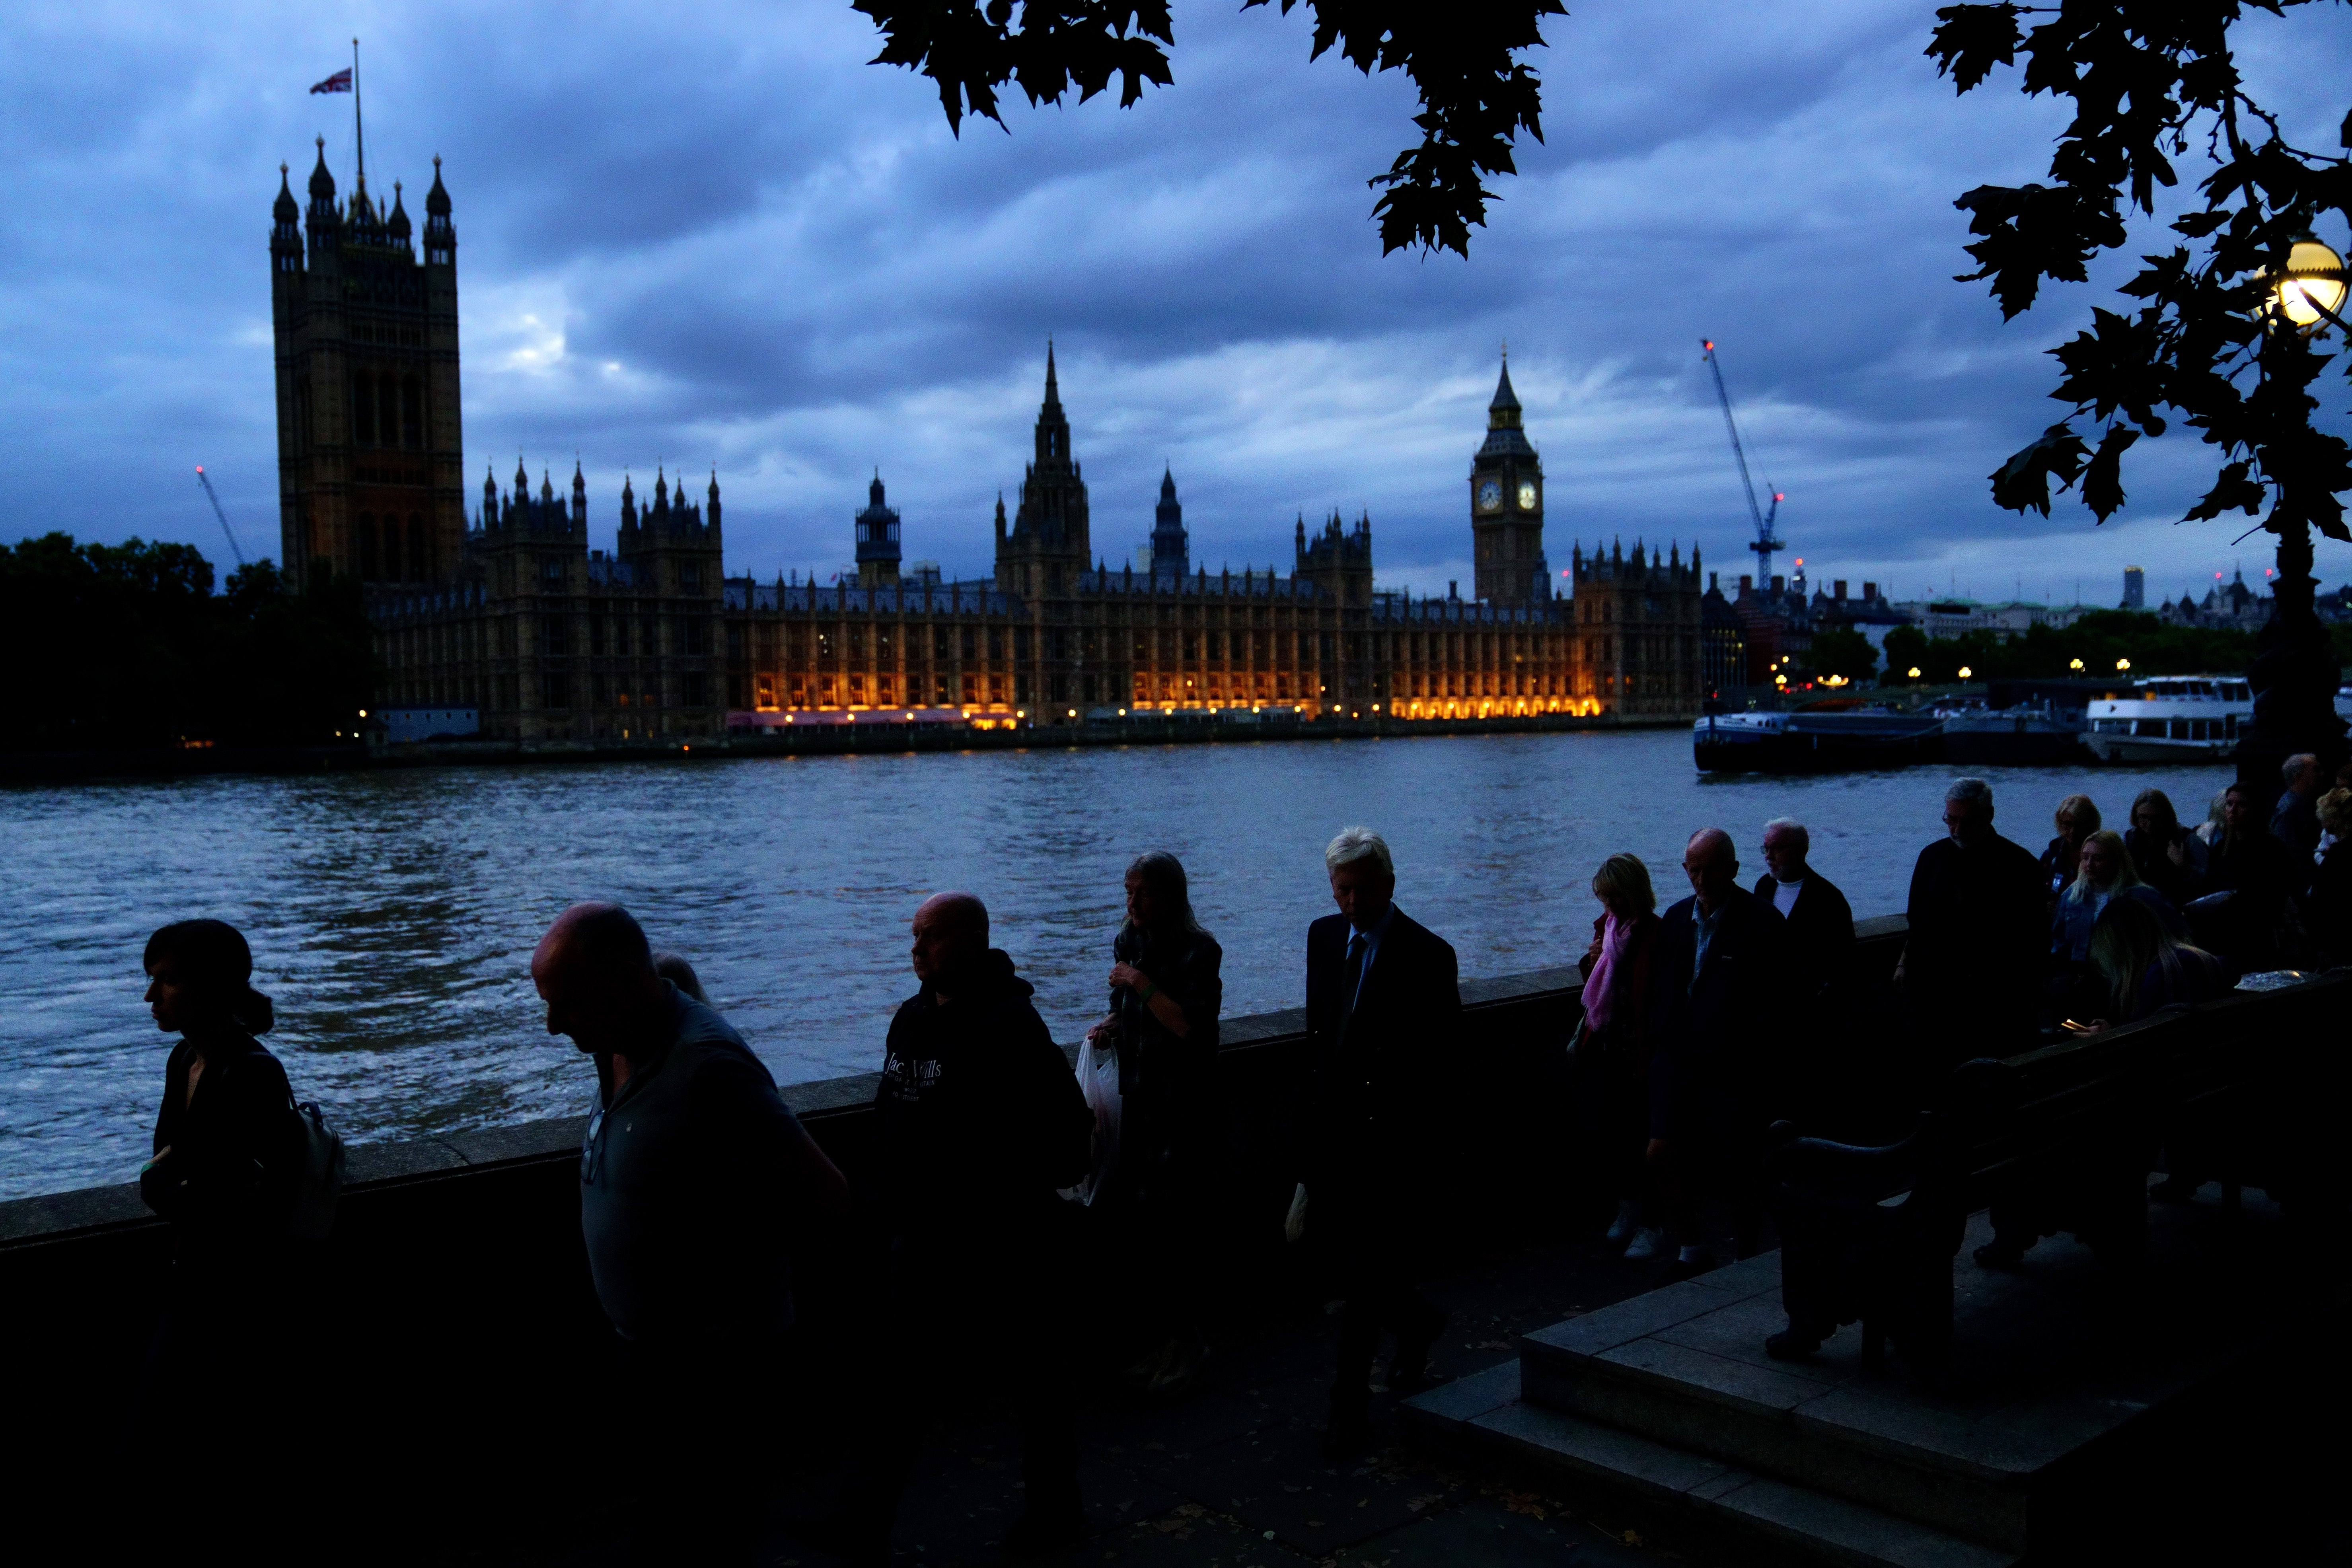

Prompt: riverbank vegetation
[
  {"left": 0, "top": 534, "right": 374, "bottom": 753},
  {"left": 1873, "top": 609, "right": 2268, "bottom": 687}
]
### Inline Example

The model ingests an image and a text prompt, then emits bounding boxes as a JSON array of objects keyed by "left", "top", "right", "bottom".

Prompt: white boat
[{"left": 2080, "top": 675, "right": 2251, "bottom": 763}]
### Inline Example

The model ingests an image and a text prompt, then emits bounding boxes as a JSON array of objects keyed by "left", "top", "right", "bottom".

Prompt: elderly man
[
  {"left": 821, "top": 892, "right": 1093, "bottom": 1563},
  {"left": 1895, "top": 778, "right": 2046, "bottom": 1068},
  {"left": 1753, "top": 817, "right": 1854, "bottom": 983},
  {"left": 1638, "top": 828, "right": 1790, "bottom": 1267},
  {"left": 533, "top": 902, "right": 847, "bottom": 1566},
  {"left": 1297, "top": 827, "right": 1461, "bottom": 1458},
  {"left": 2272, "top": 753, "right": 2325, "bottom": 854}
]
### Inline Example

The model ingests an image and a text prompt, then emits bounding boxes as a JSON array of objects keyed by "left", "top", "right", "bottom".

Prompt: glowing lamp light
[
  {"left": 2069, "top": 658, "right": 2085, "bottom": 671},
  {"left": 1907, "top": 666, "right": 1923, "bottom": 679},
  {"left": 2273, "top": 236, "right": 2348, "bottom": 330},
  {"left": 1957, "top": 666, "right": 1973, "bottom": 679},
  {"left": 2116, "top": 658, "right": 2132, "bottom": 671}
]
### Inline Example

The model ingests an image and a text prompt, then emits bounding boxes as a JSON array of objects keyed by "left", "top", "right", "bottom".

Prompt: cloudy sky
[{"left": 3, "top": 1, "right": 2346, "bottom": 609}]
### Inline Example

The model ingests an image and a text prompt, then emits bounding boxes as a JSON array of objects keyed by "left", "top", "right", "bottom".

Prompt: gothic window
[
  {"left": 934, "top": 627, "right": 951, "bottom": 662},
  {"left": 352, "top": 376, "right": 375, "bottom": 446},
  {"left": 681, "top": 562, "right": 701, "bottom": 591},
  {"left": 961, "top": 627, "right": 977, "bottom": 662},
  {"left": 357, "top": 514, "right": 378, "bottom": 580},
  {"left": 382, "top": 519, "right": 402, "bottom": 582},
  {"left": 680, "top": 619, "right": 708, "bottom": 656},
  {"left": 380, "top": 375, "right": 399, "bottom": 445},
  {"left": 542, "top": 672, "right": 570, "bottom": 709},
  {"left": 683, "top": 673, "right": 708, "bottom": 707},
  {"left": 408, "top": 516, "right": 427, "bottom": 582},
  {"left": 402, "top": 377, "right": 423, "bottom": 449}
]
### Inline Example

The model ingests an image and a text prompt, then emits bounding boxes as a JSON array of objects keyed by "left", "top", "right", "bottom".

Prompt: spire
[
  {"left": 1043, "top": 338, "right": 1060, "bottom": 412},
  {"left": 1488, "top": 349, "right": 1523, "bottom": 430},
  {"left": 514, "top": 455, "right": 528, "bottom": 496},
  {"left": 387, "top": 180, "right": 410, "bottom": 238},
  {"left": 1160, "top": 464, "right": 1176, "bottom": 501},
  {"left": 425, "top": 154, "right": 450, "bottom": 216},
  {"left": 274, "top": 164, "right": 298, "bottom": 222},
  {"left": 307, "top": 136, "right": 336, "bottom": 201},
  {"left": 541, "top": 469, "right": 554, "bottom": 503}
]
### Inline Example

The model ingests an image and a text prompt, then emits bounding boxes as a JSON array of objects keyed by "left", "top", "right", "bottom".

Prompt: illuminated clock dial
[
  {"left": 1517, "top": 480, "right": 1538, "bottom": 510},
  {"left": 1477, "top": 479, "right": 1502, "bottom": 511}
]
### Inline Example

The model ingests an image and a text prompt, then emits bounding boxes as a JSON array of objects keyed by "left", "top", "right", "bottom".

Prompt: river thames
[{"left": 1, "top": 728, "right": 2234, "bottom": 1200}]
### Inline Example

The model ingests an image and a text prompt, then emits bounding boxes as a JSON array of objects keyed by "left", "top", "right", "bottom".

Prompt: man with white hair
[
  {"left": 1754, "top": 817, "right": 1854, "bottom": 981},
  {"left": 1295, "top": 826, "right": 1461, "bottom": 1459},
  {"left": 1895, "top": 778, "right": 2045, "bottom": 1066},
  {"left": 2272, "top": 753, "right": 2324, "bottom": 854}
]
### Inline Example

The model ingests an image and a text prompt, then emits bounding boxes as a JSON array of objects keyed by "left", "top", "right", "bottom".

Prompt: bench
[{"left": 1759, "top": 969, "right": 2349, "bottom": 1379}]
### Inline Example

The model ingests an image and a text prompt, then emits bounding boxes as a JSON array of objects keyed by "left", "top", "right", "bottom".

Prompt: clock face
[
  {"left": 1518, "top": 480, "right": 1538, "bottom": 511},
  {"left": 1477, "top": 479, "right": 1502, "bottom": 512}
]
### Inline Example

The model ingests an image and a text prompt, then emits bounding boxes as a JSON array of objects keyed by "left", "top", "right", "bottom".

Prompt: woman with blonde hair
[
  {"left": 1574, "top": 853, "right": 1665, "bottom": 1257},
  {"left": 2048, "top": 829, "right": 2183, "bottom": 1021},
  {"left": 2038, "top": 795, "right": 2101, "bottom": 909}
]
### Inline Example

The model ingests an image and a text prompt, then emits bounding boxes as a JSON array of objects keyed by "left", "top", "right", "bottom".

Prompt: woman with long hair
[
  {"left": 1573, "top": 854, "right": 1666, "bottom": 1259},
  {"left": 1080, "top": 851, "right": 1223, "bottom": 1391},
  {"left": 134, "top": 919, "right": 310, "bottom": 1552},
  {"left": 2125, "top": 787, "right": 2206, "bottom": 910},
  {"left": 2083, "top": 895, "right": 2235, "bottom": 1028},
  {"left": 2039, "top": 795, "right": 2101, "bottom": 910},
  {"left": 2048, "top": 830, "right": 2181, "bottom": 1022}
]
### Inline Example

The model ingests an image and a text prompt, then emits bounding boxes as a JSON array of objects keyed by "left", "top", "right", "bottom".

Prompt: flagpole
[{"left": 351, "top": 37, "right": 366, "bottom": 196}]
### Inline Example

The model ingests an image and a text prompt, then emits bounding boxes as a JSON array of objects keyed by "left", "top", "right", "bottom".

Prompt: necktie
[{"left": 1338, "top": 932, "right": 1368, "bottom": 1038}]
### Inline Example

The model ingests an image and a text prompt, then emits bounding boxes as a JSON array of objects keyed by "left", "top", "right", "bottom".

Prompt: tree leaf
[
  {"left": 1990, "top": 423, "right": 2090, "bottom": 516},
  {"left": 1927, "top": 3, "right": 2024, "bottom": 93},
  {"left": 2081, "top": 423, "right": 2141, "bottom": 519}
]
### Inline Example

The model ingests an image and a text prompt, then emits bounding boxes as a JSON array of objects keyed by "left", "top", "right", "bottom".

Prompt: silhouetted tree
[
  {"left": 851, "top": 0, "right": 1565, "bottom": 254},
  {"left": 1928, "top": 1, "right": 2349, "bottom": 769}
]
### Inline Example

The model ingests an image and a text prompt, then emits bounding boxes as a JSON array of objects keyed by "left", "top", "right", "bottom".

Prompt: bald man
[
  {"left": 533, "top": 902, "right": 846, "bottom": 1564},
  {"left": 822, "top": 892, "right": 1092, "bottom": 1562},
  {"left": 1636, "top": 829, "right": 1791, "bottom": 1269}
]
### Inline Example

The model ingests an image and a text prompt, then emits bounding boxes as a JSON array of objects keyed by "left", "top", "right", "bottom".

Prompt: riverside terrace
[{"left": 1, "top": 919, "right": 2340, "bottom": 1566}]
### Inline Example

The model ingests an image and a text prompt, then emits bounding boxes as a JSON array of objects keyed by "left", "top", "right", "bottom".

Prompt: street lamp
[
  {"left": 2068, "top": 657, "right": 2084, "bottom": 671},
  {"left": 1958, "top": 665, "right": 1974, "bottom": 679},
  {"left": 2116, "top": 658, "right": 2131, "bottom": 671},
  {"left": 2273, "top": 234, "right": 2349, "bottom": 333},
  {"left": 1906, "top": 666, "right": 1922, "bottom": 679}
]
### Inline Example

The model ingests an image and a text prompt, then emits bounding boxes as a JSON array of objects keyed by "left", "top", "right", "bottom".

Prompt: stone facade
[
  {"left": 302, "top": 155, "right": 1709, "bottom": 738},
  {"left": 271, "top": 142, "right": 465, "bottom": 592}
]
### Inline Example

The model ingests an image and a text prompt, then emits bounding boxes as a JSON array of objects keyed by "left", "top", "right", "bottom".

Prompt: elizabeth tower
[{"left": 270, "top": 140, "right": 465, "bottom": 589}]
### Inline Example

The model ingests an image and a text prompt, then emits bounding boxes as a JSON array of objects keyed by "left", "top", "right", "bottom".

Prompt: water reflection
[{"left": 0, "top": 730, "right": 2230, "bottom": 1199}]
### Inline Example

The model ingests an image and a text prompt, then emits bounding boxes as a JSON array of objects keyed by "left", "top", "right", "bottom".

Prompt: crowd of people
[{"left": 121, "top": 755, "right": 2352, "bottom": 1562}]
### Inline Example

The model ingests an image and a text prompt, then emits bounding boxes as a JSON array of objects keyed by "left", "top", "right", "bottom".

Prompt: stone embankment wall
[{"left": 0, "top": 916, "right": 1907, "bottom": 1538}]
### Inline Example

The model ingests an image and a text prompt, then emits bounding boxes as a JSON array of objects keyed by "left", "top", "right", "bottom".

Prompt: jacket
[
  {"left": 1644, "top": 885, "right": 1791, "bottom": 1140},
  {"left": 1751, "top": 870, "right": 1854, "bottom": 988},
  {"left": 1300, "top": 906, "right": 1461, "bottom": 1196},
  {"left": 141, "top": 1028, "right": 304, "bottom": 1276},
  {"left": 874, "top": 948, "right": 1092, "bottom": 1245},
  {"left": 2050, "top": 882, "right": 2183, "bottom": 963}
]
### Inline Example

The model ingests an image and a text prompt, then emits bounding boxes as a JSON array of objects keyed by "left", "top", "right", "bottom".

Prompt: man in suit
[
  {"left": 1754, "top": 818, "right": 1854, "bottom": 981},
  {"left": 1896, "top": 778, "right": 2046, "bottom": 1069},
  {"left": 1640, "top": 828, "right": 1791, "bottom": 1268},
  {"left": 1296, "top": 826, "right": 1462, "bottom": 1458}
]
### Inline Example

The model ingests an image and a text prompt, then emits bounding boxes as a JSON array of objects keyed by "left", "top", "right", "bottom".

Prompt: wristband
[{"left": 1137, "top": 980, "right": 1158, "bottom": 1003}]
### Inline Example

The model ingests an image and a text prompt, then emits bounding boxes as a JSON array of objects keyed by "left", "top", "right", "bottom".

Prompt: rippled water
[{"left": 0, "top": 729, "right": 2231, "bottom": 1199}]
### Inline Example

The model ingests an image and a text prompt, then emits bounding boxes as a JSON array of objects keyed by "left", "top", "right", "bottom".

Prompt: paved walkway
[{"left": 773, "top": 1232, "right": 1706, "bottom": 1568}]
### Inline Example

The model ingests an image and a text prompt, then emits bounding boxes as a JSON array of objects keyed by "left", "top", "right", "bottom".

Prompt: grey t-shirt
[{"left": 579, "top": 985, "right": 806, "bottom": 1343}]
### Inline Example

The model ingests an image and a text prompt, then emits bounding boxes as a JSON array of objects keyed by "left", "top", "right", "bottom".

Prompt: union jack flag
[{"left": 310, "top": 68, "right": 352, "bottom": 94}]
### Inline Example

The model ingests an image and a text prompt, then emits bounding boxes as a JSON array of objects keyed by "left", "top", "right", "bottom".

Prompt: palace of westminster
[{"left": 269, "top": 149, "right": 1707, "bottom": 742}]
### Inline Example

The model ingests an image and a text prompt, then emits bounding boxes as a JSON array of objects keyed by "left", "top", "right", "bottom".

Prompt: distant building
[
  {"left": 1731, "top": 574, "right": 1812, "bottom": 685},
  {"left": 2122, "top": 565, "right": 2145, "bottom": 610},
  {"left": 1700, "top": 576, "right": 1746, "bottom": 696},
  {"left": 270, "top": 142, "right": 466, "bottom": 591},
  {"left": 283, "top": 162, "right": 1705, "bottom": 736},
  {"left": 1811, "top": 580, "right": 1914, "bottom": 654}
]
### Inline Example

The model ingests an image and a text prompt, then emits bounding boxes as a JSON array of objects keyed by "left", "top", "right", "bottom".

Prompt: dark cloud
[{"left": 1, "top": 0, "right": 2345, "bottom": 608}]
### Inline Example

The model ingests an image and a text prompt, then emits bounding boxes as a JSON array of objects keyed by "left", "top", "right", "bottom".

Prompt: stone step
[
  {"left": 1403, "top": 1363, "right": 2016, "bottom": 1568},
  {"left": 1515, "top": 1254, "right": 2045, "bottom": 1550}
]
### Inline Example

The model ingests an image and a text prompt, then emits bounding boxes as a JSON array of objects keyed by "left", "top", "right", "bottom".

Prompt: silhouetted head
[
  {"left": 911, "top": 892, "right": 989, "bottom": 989},
  {"left": 2131, "top": 788, "right": 2180, "bottom": 839},
  {"left": 2284, "top": 753, "right": 2322, "bottom": 797},
  {"left": 143, "top": 919, "right": 273, "bottom": 1037},
  {"left": 650, "top": 949, "right": 707, "bottom": 1004},
  {"left": 1682, "top": 828, "right": 1738, "bottom": 909},
  {"left": 2070, "top": 829, "right": 2141, "bottom": 900},
  {"left": 1760, "top": 818, "right": 1809, "bottom": 883},
  {"left": 1124, "top": 851, "right": 1203, "bottom": 937},
  {"left": 1591, "top": 853, "right": 1655, "bottom": 920},
  {"left": 532, "top": 902, "right": 665, "bottom": 1057},
  {"left": 2223, "top": 781, "right": 2259, "bottom": 837},
  {"left": 1944, "top": 778, "right": 1995, "bottom": 847},
  {"left": 1325, "top": 826, "right": 1395, "bottom": 934},
  {"left": 2054, "top": 794, "right": 2101, "bottom": 845}
]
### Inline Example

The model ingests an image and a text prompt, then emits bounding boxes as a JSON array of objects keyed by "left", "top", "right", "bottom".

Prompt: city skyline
[{"left": 2, "top": 2, "right": 2346, "bottom": 605}]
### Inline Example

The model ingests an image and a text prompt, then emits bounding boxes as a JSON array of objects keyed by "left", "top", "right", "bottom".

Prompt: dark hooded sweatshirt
[{"left": 873, "top": 948, "right": 1092, "bottom": 1251}]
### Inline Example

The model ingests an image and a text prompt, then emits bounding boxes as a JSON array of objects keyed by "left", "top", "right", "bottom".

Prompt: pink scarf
[{"left": 1583, "top": 911, "right": 1634, "bottom": 1030}]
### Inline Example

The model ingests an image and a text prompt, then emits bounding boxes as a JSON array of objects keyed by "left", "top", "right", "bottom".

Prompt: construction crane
[
  {"left": 1700, "top": 340, "right": 1783, "bottom": 586},
  {"left": 193, "top": 466, "right": 248, "bottom": 568}
]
